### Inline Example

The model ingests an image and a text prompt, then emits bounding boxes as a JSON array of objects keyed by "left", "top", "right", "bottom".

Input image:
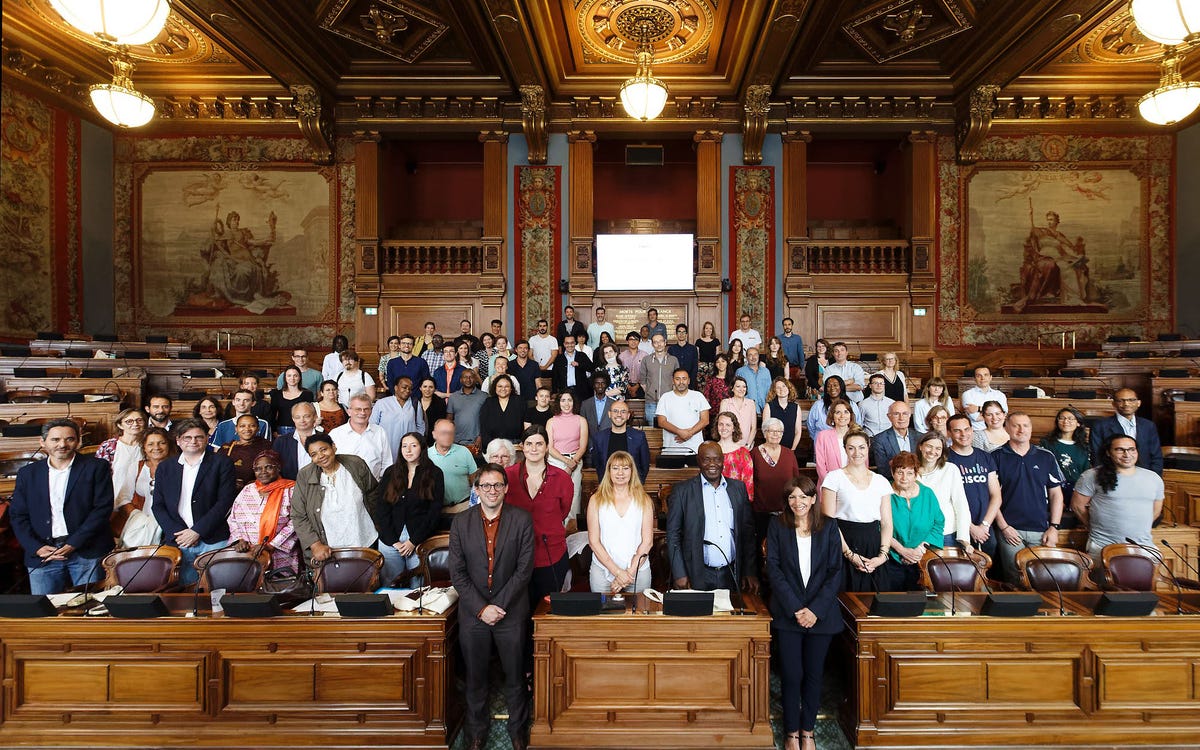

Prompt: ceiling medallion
[
  {"left": 1076, "top": 10, "right": 1165, "bottom": 64},
  {"left": 320, "top": 0, "right": 449, "bottom": 64},
  {"left": 577, "top": 0, "right": 715, "bottom": 65},
  {"left": 842, "top": 0, "right": 975, "bottom": 64},
  {"left": 24, "top": 0, "right": 227, "bottom": 65}
]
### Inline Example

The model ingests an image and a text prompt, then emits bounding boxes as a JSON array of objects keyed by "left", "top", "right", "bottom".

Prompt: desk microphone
[
  {"left": 231, "top": 539, "right": 270, "bottom": 594},
  {"left": 630, "top": 552, "right": 649, "bottom": 614},
  {"left": 924, "top": 544, "right": 959, "bottom": 616},
  {"left": 703, "top": 539, "right": 745, "bottom": 614},
  {"left": 1160, "top": 539, "right": 1200, "bottom": 581},
  {"left": 1020, "top": 538, "right": 1065, "bottom": 616},
  {"left": 1126, "top": 538, "right": 1183, "bottom": 615},
  {"left": 542, "top": 534, "right": 563, "bottom": 595},
  {"left": 115, "top": 543, "right": 167, "bottom": 597}
]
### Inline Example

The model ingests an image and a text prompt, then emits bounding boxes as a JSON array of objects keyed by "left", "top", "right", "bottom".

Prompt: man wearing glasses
[
  {"left": 276, "top": 349, "right": 323, "bottom": 395},
  {"left": 1071, "top": 435, "right": 1164, "bottom": 559},
  {"left": 1088, "top": 389, "right": 1163, "bottom": 475},
  {"left": 152, "top": 418, "right": 237, "bottom": 585},
  {"left": 448, "top": 465, "right": 534, "bottom": 750}
]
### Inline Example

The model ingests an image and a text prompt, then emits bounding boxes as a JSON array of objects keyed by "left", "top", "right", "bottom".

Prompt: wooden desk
[
  {"left": 1, "top": 376, "right": 143, "bottom": 408},
  {"left": 1004, "top": 397, "right": 1112, "bottom": 436},
  {"left": 0, "top": 357, "right": 227, "bottom": 397},
  {"left": 0, "top": 595, "right": 461, "bottom": 749},
  {"left": 838, "top": 591, "right": 1200, "bottom": 748},
  {"left": 1102, "top": 340, "right": 1197, "bottom": 357},
  {"left": 1169, "top": 400, "right": 1200, "bottom": 447},
  {"left": 531, "top": 592, "right": 772, "bottom": 749},
  {"left": 0, "top": 403, "right": 121, "bottom": 444},
  {"left": 1062, "top": 526, "right": 1200, "bottom": 585},
  {"left": 954, "top": 375, "right": 1119, "bottom": 400},
  {"left": 1151, "top": 376, "right": 1198, "bottom": 439},
  {"left": 29, "top": 339, "right": 192, "bottom": 356},
  {"left": 1163, "top": 468, "right": 1200, "bottom": 528}
]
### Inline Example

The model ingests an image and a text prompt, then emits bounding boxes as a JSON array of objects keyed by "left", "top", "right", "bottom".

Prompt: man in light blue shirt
[
  {"left": 777, "top": 317, "right": 805, "bottom": 371},
  {"left": 734, "top": 348, "right": 773, "bottom": 410},
  {"left": 369, "top": 376, "right": 425, "bottom": 462}
]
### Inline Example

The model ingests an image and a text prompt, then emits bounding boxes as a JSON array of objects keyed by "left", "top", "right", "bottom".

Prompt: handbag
[{"left": 260, "top": 566, "right": 313, "bottom": 600}]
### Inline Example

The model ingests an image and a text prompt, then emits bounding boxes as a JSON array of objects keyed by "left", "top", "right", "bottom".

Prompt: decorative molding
[
  {"left": 785, "top": 95, "right": 949, "bottom": 120},
  {"left": 290, "top": 84, "right": 335, "bottom": 164},
  {"left": 351, "top": 96, "right": 503, "bottom": 120},
  {"left": 741, "top": 84, "right": 771, "bottom": 164},
  {"left": 520, "top": 84, "right": 548, "bottom": 165},
  {"left": 158, "top": 95, "right": 295, "bottom": 121},
  {"left": 319, "top": 0, "right": 449, "bottom": 64},
  {"left": 1, "top": 44, "right": 90, "bottom": 102},
  {"left": 477, "top": 129, "right": 509, "bottom": 143},
  {"left": 575, "top": 0, "right": 716, "bottom": 66},
  {"left": 842, "top": 0, "right": 975, "bottom": 63},
  {"left": 1070, "top": 9, "right": 1166, "bottom": 65},
  {"left": 955, "top": 84, "right": 998, "bottom": 165},
  {"left": 993, "top": 94, "right": 1134, "bottom": 121}
]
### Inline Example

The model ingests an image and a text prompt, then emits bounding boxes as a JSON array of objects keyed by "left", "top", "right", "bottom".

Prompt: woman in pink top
[
  {"left": 814, "top": 398, "right": 860, "bottom": 490},
  {"left": 719, "top": 376, "right": 758, "bottom": 449},
  {"left": 546, "top": 390, "right": 589, "bottom": 521}
]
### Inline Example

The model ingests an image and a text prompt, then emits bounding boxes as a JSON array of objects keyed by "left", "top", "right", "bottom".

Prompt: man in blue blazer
[
  {"left": 152, "top": 418, "right": 237, "bottom": 584},
  {"left": 666, "top": 441, "right": 758, "bottom": 593},
  {"left": 589, "top": 400, "right": 649, "bottom": 481},
  {"left": 9, "top": 419, "right": 114, "bottom": 595},
  {"left": 870, "top": 401, "right": 923, "bottom": 480},
  {"left": 1088, "top": 389, "right": 1163, "bottom": 475}
]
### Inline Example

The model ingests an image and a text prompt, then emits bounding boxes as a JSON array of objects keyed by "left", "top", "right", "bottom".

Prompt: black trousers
[
  {"left": 776, "top": 628, "right": 834, "bottom": 733},
  {"left": 525, "top": 554, "right": 570, "bottom": 669},
  {"left": 459, "top": 613, "right": 529, "bottom": 741}
]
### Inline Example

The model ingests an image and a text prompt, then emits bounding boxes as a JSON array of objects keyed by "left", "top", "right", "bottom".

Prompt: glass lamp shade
[
  {"left": 619, "top": 76, "right": 669, "bottom": 121},
  {"left": 1130, "top": 0, "right": 1200, "bottom": 45},
  {"left": 90, "top": 83, "right": 155, "bottom": 127},
  {"left": 49, "top": 0, "right": 170, "bottom": 45},
  {"left": 1138, "top": 80, "right": 1200, "bottom": 124}
]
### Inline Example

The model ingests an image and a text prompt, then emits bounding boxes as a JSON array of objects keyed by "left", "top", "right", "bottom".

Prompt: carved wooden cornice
[
  {"left": 785, "top": 95, "right": 954, "bottom": 122},
  {"left": 290, "top": 84, "right": 335, "bottom": 165},
  {"left": 955, "top": 84, "right": 999, "bottom": 165},
  {"left": 157, "top": 95, "right": 296, "bottom": 121},
  {"left": 742, "top": 84, "right": 772, "bottom": 165},
  {"left": 2, "top": 43, "right": 90, "bottom": 106},
  {"left": 520, "top": 84, "right": 548, "bottom": 165},
  {"left": 992, "top": 94, "right": 1135, "bottom": 121}
]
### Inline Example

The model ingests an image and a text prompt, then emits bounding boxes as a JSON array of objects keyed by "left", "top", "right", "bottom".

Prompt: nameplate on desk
[
  {"left": 0, "top": 594, "right": 56, "bottom": 618},
  {"left": 979, "top": 592, "right": 1042, "bottom": 618},
  {"left": 1093, "top": 591, "right": 1159, "bottom": 617},
  {"left": 869, "top": 592, "right": 927, "bottom": 618},
  {"left": 663, "top": 591, "right": 715, "bottom": 617}
]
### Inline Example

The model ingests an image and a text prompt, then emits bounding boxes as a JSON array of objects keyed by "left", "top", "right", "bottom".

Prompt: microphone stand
[
  {"left": 1020, "top": 538, "right": 1066, "bottom": 616},
  {"left": 1160, "top": 539, "right": 1200, "bottom": 581},
  {"left": 924, "top": 544, "right": 959, "bottom": 616},
  {"left": 1126, "top": 538, "right": 1183, "bottom": 615},
  {"left": 629, "top": 552, "right": 649, "bottom": 614},
  {"left": 114, "top": 543, "right": 167, "bottom": 597},
  {"left": 230, "top": 539, "right": 271, "bottom": 594},
  {"left": 542, "top": 534, "right": 563, "bottom": 596},
  {"left": 703, "top": 540, "right": 745, "bottom": 614},
  {"left": 956, "top": 541, "right": 996, "bottom": 596}
]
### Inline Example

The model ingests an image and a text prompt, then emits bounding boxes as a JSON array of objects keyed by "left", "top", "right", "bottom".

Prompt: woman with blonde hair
[
  {"left": 96, "top": 407, "right": 145, "bottom": 508},
  {"left": 878, "top": 351, "right": 907, "bottom": 403},
  {"left": 913, "top": 376, "right": 955, "bottom": 433},
  {"left": 586, "top": 451, "right": 654, "bottom": 594}
]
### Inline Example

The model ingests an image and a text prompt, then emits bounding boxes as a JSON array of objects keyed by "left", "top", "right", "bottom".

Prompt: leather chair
[
  {"left": 918, "top": 547, "right": 993, "bottom": 592},
  {"left": 416, "top": 534, "right": 451, "bottom": 587},
  {"left": 101, "top": 545, "right": 183, "bottom": 593},
  {"left": 1015, "top": 546, "right": 1094, "bottom": 592},
  {"left": 194, "top": 546, "right": 272, "bottom": 593},
  {"left": 314, "top": 547, "right": 384, "bottom": 593}
]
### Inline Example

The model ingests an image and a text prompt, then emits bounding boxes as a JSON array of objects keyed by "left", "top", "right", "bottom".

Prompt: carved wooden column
[
  {"left": 781, "top": 130, "right": 813, "bottom": 337},
  {"left": 694, "top": 130, "right": 723, "bottom": 325},
  {"left": 353, "top": 131, "right": 382, "bottom": 350},
  {"left": 906, "top": 131, "right": 937, "bottom": 353},
  {"left": 568, "top": 130, "right": 597, "bottom": 307},
  {"left": 479, "top": 130, "right": 509, "bottom": 320}
]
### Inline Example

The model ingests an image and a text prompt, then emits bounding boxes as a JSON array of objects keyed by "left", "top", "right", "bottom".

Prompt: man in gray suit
[
  {"left": 666, "top": 441, "right": 759, "bottom": 594},
  {"left": 582, "top": 372, "right": 614, "bottom": 452},
  {"left": 449, "top": 463, "right": 535, "bottom": 750},
  {"left": 870, "top": 401, "right": 923, "bottom": 481}
]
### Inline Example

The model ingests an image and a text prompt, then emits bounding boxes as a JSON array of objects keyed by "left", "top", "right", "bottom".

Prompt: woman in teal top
[
  {"left": 884, "top": 451, "right": 944, "bottom": 591},
  {"left": 1039, "top": 407, "right": 1090, "bottom": 528}
]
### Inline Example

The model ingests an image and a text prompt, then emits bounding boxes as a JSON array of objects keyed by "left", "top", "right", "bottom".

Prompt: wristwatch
[{"left": 1048, "top": 522, "right": 1061, "bottom": 530}]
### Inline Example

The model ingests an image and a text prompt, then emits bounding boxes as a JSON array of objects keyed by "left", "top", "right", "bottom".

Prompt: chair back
[
  {"left": 194, "top": 546, "right": 271, "bottom": 593},
  {"left": 416, "top": 534, "right": 451, "bottom": 587},
  {"left": 1015, "top": 547, "right": 1093, "bottom": 592},
  {"left": 1100, "top": 543, "right": 1159, "bottom": 591},
  {"left": 314, "top": 547, "right": 383, "bottom": 593},
  {"left": 102, "top": 546, "right": 183, "bottom": 593},
  {"left": 919, "top": 548, "right": 993, "bottom": 592}
]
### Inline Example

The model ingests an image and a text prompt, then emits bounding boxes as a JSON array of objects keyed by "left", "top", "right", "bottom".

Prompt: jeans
[
  {"left": 643, "top": 400, "right": 657, "bottom": 427},
  {"left": 178, "top": 539, "right": 229, "bottom": 586},
  {"left": 996, "top": 528, "right": 1045, "bottom": 585},
  {"left": 28, "top": 555, "right": 102, "bottom": 596},
  {"left": 378, "top": 529, "right": 421, "bottom": 587}
]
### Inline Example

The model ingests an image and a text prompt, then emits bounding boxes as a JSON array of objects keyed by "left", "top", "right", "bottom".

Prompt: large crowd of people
[{"left": 7, "top": 307, "right": 1174, "bottom": 750}]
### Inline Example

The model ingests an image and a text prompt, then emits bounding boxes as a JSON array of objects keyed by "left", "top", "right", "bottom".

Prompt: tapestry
[
  {"left": 937, "top": 134, "right": 1173, "bottom": 346},
  {"left": 114, "top": 135, "right": 356, "bottom": 348},
  {"left": 514, "top": 165, "right": 560, "bottom": 337},
  {"left": 0, "top": 83, "right": 82, "bottom": 337},
  {"left": 730, "top": 166, "right": 774, "bottom": 335}
]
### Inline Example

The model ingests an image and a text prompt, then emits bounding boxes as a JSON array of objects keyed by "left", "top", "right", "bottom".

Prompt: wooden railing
[
  {"left": 800, "top": 241, "right": 911, "bottom": 274},
  {"left": 379, "top": 241, "right": 484, "bottom": 274}
]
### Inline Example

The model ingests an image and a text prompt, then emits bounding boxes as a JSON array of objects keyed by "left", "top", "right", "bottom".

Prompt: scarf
[{"left": 254, "top": 478, "right": 294, "bottom": 543}]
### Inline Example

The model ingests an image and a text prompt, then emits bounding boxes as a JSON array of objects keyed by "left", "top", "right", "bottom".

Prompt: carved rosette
[{"left": 520, "top": 84, "right": 548, "bottom": 165}]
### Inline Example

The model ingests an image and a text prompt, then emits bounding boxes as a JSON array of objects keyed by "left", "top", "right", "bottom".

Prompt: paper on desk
[
  {"left": 642, "top": 588, "right": 734, "bottom": 612},
  {"left": 49, "top": 586, "right": 124, "bottom": 607},
  {"left": 387, "top": 586, "right": 458, "bottom": 614},
  {"left": 290, "top": 593, "right": 340, "bottom": 614}
]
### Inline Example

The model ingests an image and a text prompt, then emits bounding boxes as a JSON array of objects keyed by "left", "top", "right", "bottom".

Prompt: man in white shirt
[
  {"left": 823, "top": 342, "right": 866, "bottom": 403},
  {"left": 586, "top": 306, "right": 615, "bottom": 349},
  {"left": 322, "top": 334, "right": 349, "bottom": 381},
  {"left": 655, "top": 368, "right": 711, "bottom": 454},
  {"left": 728, "top": 314, "right": 762, "bottom": 350},
  {"left": 960, "top": 366, "right": 1008, "bottom": 431},
  {"left": 528, "top": 318, "right": 559, "bottom": 370},
  {"left": 9, "top": 419, "right": 114, "bottom": 595},
  {"left": 145, "top": 394, "right": 174, "bottom": 431},
  {"left": 329, "top": 393, "right": 394, "bottom": 479},
  {"left": 271, "top": 401, "right": 320, "bottom": 480},
  {"left": 858, "top": 373, "right": 895, "bottom": 436},
  {"left": 370, "top": 376, "right": 425, "bottom": 463}
]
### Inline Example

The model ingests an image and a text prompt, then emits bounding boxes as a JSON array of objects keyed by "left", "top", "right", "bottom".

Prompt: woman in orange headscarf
[{"left": 227, "top": 449, "right": 299, "bottom": 573}]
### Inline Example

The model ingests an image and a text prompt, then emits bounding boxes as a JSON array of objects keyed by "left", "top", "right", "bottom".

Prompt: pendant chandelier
[
  {"left": 620, "top": 46, "right": 670, "bottom": 122},
  {"left": 89, "top": 53, "right": 155, "bottom": 128},
  {"left": 1137, "top": 48, "right": 1200, "bottom": 124},
  {"left": 1129, "top": 1, "right": 1200, "bottom": 125},
  {"left": 48, "top": 0, "right": 171, "bottom": 46}
]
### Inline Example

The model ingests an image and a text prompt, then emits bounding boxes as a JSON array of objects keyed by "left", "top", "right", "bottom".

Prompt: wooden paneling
[
  {"left": 0, "top": 402, "right": 121, "bottom": 444},
  {"left": 1, "top": 377, "right": 142, "bottom": 408},
  {"left": 1162, "top": 468, "right": 1200, "bottom": 530},
  {"left": 1171, "top": 401, "right": 1200, "bottom": 447},
  {"left": 816, "top": 303, "right": 902, "bottom": 347}
]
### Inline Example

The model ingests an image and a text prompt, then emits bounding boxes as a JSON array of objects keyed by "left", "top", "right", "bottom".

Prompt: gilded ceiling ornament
[
  {"left": 576, "top": 0, "right": 715, "bottom": 65},
  {"left": 361, "top": 4, "right": 409, "bottom": 45},
  {"left": 883, "top": 4, "right": 932, "bottom": 43},
  {"left": 1075, "top": 10, "right": 1165, "bottom": 64}
]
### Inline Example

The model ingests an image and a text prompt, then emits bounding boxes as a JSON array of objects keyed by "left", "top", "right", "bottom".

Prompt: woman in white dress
[
  {"left": 820, "top": 430, "right": 894, "bottom": 592},
  {"left": 915, "top": 431, "right": 972, "bottom": 552},
  {"left": 586, "top": 451, "right": 653, "bottom": 594}
]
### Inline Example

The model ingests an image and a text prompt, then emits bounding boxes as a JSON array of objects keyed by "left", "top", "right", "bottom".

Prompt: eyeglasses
[
  {"left": 120, "top": 418, "right": 145, "bottom": 425},
  {"left": 476, "top": 482, "right": 506, "bottom": 492},
  {"left": 254, "top": 463, "right": 280, "bottom": 471},
  {"left": 1111, "top": 447, "right": 1138, "bottom": 454},
  {"left": 178, "top": 434, "right": 207, "bottom": 442},
  {"left": 1115, "top": 398, "right": 1140, "bottom": 404}
]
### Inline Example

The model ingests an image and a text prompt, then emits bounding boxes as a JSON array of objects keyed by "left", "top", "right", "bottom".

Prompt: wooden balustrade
[
  {"left": 378, "top": 241, "right": 484, "bottom": 274},
  {"left": 802, "top": 240, "right": 911, "bottom": 274}
]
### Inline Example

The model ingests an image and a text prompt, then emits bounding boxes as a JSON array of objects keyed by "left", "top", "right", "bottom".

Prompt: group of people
[{"left": 6, "top": 312, "right": 1174, "bottom": 750}]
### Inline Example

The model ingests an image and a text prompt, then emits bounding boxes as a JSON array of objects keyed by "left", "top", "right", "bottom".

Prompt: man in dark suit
[
  {"left": 666, "top": 441, "right": 758, "bottom": 594},
  {"left": 550, "top": 333, "right": 593, "bottom": 402},
  {"left": 152, "top": 418, "right": 238, "bottom": 585},
  {"left": 1088, "top": 389, "right": 1163, "bottom": 475},
  {"left": 554, "top": 305, "right": 586, "bottom": 345},
  {"left": 590, "top": 400, "right": 650, "bottom": 481},
  {"left": 9, "top": 419, "right": 114, "bottom": 595},
  {"left": 870, "top": 401, "right": 923, "bottom": 480},
  {"left": 449, "top": 464, "right": 535, "bottom": 750},
  {"left": 582, "top": 372, "right": 614, "bottom": 444}
]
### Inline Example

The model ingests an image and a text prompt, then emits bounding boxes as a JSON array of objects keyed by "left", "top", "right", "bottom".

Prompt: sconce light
[{"left": 721, "top": 278, "right": 732, "bottom": 293}]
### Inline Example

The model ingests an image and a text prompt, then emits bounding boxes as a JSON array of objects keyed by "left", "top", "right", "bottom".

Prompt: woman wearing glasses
[
  {"left": 97, "top": 408, "right": 145, "bottom": 508},
  {"left": 227, "top": 449, "right": 299, "bottom": 574}
]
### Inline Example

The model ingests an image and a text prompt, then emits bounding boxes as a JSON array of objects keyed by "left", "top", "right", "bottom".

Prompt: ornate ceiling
[{"left": 3, "top": 0, "right": 1196, "bottom": 156}]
